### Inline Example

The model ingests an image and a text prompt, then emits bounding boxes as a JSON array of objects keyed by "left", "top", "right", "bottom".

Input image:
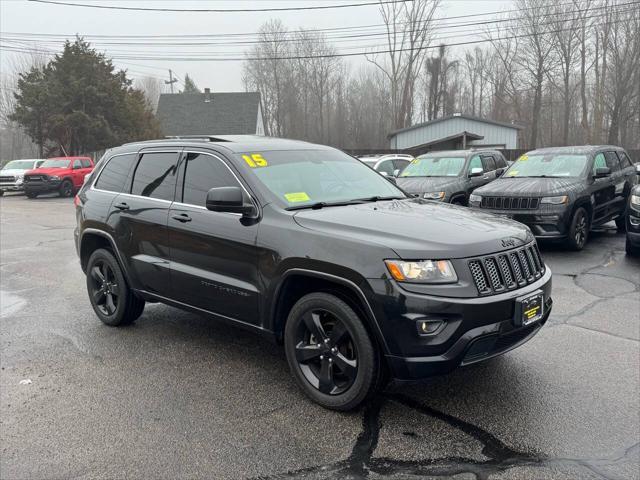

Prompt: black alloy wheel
[
  {"left": 294, "top": 309, "right": 358, "bottom": 395},
  {"left": 89, "top": 260, "right": 120, "bottom": 316},
  {"left": 60, "top": 180, "right": 73, "bottom": 197},
  {"left": 284, "top": 292, "right": 379, "bottom": 411},
  {"left": 568, "top": 207, "right": 589, "bottom": 251},
  {"left": 86, "top": 248, "right": 145, "bottom": 326}
]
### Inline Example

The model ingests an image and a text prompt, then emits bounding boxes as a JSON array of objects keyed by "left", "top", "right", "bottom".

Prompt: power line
[
  {"left": 2, "top": 3, "right": 634, "bottom": 61},
  {"left": 2, "top": 0, "right": 595, "bottom": 40},
  {"left": 28, "top": 0, "right": 412, "bottom": 13},
  {"left": 2, "top": 1, "right": 632, "bottom": 52},
  {"left": 1, "top": 13, "right": 633, "bottom": 63}
]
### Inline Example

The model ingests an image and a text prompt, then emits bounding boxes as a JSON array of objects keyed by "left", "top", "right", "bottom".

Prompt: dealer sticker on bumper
[{"left": 515, "top": 290, "right": 544, "bottom": 326}]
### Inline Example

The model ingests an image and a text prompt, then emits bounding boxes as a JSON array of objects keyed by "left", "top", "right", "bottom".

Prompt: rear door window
[
  {"left": 131, "top": 152, "right": 179, "bottom": 201},
  {"left": 81, "top": 159, "right": 92, "bottom": 168},
  {"left": 604, "top": 152, "right": 620, "bottom": 172},
  {"left": 376, "top": 160, "right": 395, "bottom": 176},
  {"left": 481, "top": 155, "right": 496, "bottom": 171},
  {"left": 616, "top": 151, "right": 632, "bottom": 169},
  {"left": 95, "top": 154, "right": 137, "bottom": 193},
  {"left": 181, "top": 152, "right": 240, "bottom": 207}
]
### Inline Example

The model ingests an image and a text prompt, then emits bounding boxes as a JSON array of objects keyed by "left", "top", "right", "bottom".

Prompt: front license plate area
[{"left": 514, "top": 290, "right": 544, "bottom": 326}]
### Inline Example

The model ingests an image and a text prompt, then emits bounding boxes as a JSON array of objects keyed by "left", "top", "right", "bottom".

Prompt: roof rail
[{"left": 164, "top": 135, "right": 231, "bottom": 142}]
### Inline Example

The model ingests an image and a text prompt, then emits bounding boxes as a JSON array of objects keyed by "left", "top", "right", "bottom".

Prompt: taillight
[{"left": 74, "top": 194, "right": 81, "bottom": 207}]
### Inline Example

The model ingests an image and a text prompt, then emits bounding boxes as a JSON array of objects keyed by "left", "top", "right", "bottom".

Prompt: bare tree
[
  {"left": 366, "top": 0, "right": 440, "bottom": 129},
  {"left": 134, "top": 76, "right": 164, "bottom": 112}
]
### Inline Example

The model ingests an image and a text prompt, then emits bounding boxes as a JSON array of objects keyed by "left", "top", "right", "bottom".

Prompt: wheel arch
[
  {"left": 269, "top": 269, "right": 389, "bottom": 355},
  {"left": 571, "top": 197, "right": 594, "bottom": 226},
  {"left": 449, "top": 192, "right": 467, "bottom": 205},
  {"left": 80, "top": 229, "right": 132, "bottom": 285}
]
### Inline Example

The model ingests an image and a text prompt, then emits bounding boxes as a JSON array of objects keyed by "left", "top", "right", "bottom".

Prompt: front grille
[
  {"left": 24, "top": 175, "right": 46, "bottom": 183},
  {"left": 0, "top": 175, "right": 16, "bottom": 183},
  {"left": 468, "top": 242, "right": 545, "bottom": 295},
  {"left": 480, "top": 196, "right": 540, "bottom": 210}
]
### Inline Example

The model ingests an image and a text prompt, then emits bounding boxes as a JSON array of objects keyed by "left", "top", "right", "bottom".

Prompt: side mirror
[
  {"left": 393, "top": 169, "right": 400, "bottom": 177},
  {"left": 206, "top": 186, "right": 256, "bottom": 217},
  {"left": 594, "top": 167, "right": 611, "bottom": 178},
  {"left": 469, "top": 167, "right": 483, "bottom": 177}
]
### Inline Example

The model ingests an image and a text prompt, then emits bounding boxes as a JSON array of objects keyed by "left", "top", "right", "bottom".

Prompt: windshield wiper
[
  {"left": 286, "top": 200, "right": 362, "bottom": 211},
  {"left": 353, "top": 195, "right": 407, "bottom": 202}
]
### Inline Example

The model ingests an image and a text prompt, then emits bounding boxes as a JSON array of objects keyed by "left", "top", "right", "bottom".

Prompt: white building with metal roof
[{"left": 388, "top": 114, "right": 521, "bottom": 154}]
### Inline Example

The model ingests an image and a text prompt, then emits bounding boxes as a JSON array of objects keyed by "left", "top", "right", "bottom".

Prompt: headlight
[
  {"left": 469, "top": 194, "right": 482, "bottom": 203},
  {"left": 423, "top": 191, "right": 445, "bottom": 200},
  {"left": 49, "top": 175, "right": 60, "bottom": 180},
  {"left": 631, "top": 194, "right": 640, "bottom": 206},
  {"left": 541, "top": 195, "right": 568, "bottom": 205},
  {"left": 385, "top": 259, "right": 457, "bottom": 283}
]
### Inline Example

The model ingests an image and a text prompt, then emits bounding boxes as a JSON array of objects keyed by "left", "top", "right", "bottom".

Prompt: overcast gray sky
[{"left": 1, "top": 0, "right": 511, "bottom": 92}]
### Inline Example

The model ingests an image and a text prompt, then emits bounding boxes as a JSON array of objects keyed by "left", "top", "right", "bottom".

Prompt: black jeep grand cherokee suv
[
  {"left": 470, "top": 146, "right": 638, "bottom": 250},
  {"left": 75, "top": 136, "right": 552, "bottom": 410}
]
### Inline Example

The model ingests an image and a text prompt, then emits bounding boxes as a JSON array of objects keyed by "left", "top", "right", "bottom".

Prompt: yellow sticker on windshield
[
  {"left": 518, "top": 155, "right": 528, "bottom": 161},
  {"left": 508, "top": 170, "right": 519, "bottom": 176},
  {"left": 284, "top": 192, "right": 310, "bottom": 203},
  {"left": 243, "top": 153, "right": 268, "bottom": 168}
]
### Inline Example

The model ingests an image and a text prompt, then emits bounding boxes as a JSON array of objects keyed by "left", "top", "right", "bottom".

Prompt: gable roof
[
  {"left": 156, "top": 92, "right": 262, "bottom": 136},
  {"left": 389, "top": 114, "right": 522, "bottom": 138}
]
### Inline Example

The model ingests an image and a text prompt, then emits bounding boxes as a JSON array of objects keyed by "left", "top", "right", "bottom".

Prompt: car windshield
[
  {"left": 2, "top": 160, "right": 36, "bottom": 170},
  {"left": 504, "top": 153, "right": 588, "bottom": 178},
  {"left": 235, "top": 150, "right": 406, "bottom": 208},
  {"left": 40, "top": 159, "right": 71, "bottom": 168},
  {"left": 399, "top": 156, "right": 465, "bottom": 177}
]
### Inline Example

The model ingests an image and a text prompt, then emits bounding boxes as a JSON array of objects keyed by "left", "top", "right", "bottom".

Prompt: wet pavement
[{"left": 1, "top": 193, "right": 639, "bottom": 480}]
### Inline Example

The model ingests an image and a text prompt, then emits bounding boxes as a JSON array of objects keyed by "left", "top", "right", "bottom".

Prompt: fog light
[
  {"left": 416, "top": 320, "right": 444, "bottom": 336},
  {"left": 630, "top": 217, "right": 640, "bottom": 226}
]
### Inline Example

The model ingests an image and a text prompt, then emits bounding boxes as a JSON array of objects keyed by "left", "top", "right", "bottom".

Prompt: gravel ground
[{"left": 1, "top": 193, "right": 638, "bottom": 480}]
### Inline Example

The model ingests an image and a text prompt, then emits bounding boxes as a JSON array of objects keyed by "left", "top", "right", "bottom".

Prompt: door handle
[
  {"left": 171, "top": 213, "right": 192, "bottom": 223},
  {"left": 113, "top": 202, "right": 129, "bottom": 211}
]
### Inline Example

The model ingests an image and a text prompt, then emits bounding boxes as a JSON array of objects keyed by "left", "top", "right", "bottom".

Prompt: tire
[
  {"left": 615, "top": 215, "right": 626, "bottom": 232},
  {"left": 566, "top": 207, "right": 589, "bottom": 251},
  {"left": 0, "top": 190, "right": 4, "bottom": 197},
  {"left": 26, "top": 192, "right": 37, "bottom": 199},
  {"left": 284, "top": 292, "right": 379, "bottom": 411},
  {"left": 59, "top": 179, "right": 74, "bottom": 197},
  {"left": 86, "top": 248, "right": 145, "bottom": 326}
]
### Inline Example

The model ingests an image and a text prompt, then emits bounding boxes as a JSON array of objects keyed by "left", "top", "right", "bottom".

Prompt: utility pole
[{"left": 165, "top": 69, "right": 178, "bottom": 94}]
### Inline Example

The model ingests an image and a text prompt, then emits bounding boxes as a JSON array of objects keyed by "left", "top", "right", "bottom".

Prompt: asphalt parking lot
[{"left": 1, "top": 193, "right": 639, "bottom": 480}]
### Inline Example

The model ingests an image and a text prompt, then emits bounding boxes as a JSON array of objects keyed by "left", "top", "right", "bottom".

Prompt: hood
[
  {"left": 25, "top": 167, "right": 69, "bottom": 176},
  {"left": 293, "top": 199, "right": 533, "bottom": 259},
  {"left": 475, "top": 177, "right": 583, "bottom": 197},
  {"left": 0, "top": 168, "right": 30, "bottom": 176},
  {"left": 396, "top": 176, "right": 461, "bottom": 195}
]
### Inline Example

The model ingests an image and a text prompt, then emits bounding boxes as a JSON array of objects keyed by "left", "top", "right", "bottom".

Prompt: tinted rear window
[
  {"left": 131, "top": 152, "right": 179, "bottom": 201},
  {"left": 95, "top": 154, "right": 136, "bottom": 193}
]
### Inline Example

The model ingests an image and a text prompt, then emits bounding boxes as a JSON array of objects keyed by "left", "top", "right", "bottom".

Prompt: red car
[{"left": 24, "top": 156, "right": 94, "bottom": 198}]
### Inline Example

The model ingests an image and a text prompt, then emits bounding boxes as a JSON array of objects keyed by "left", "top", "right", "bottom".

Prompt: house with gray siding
[
  {"left": 388, "top": 114, "right": 520, "bottom": 154},
  {"left": 156, "top": 89, "right": 266, "bottom": 137}
]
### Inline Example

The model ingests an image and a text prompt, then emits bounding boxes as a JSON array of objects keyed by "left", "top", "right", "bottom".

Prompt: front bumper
[
  {"left": 24, "top": 180, "right": 62, "bottom": 194},
  {"left": 471, "top": 205, "right": 571, "bottom": 239},
  {"left": 0, "top": 182, "right": 25, "bottom": 192},
  {"left": 627, "top": 206, "right": 640, "bottom": 247},
  {"left": 368, "top": 268, "right": 552, "bottom": 380}
]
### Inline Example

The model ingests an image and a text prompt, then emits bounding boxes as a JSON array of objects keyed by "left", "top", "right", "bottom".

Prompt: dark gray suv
[{"left": 396, "top": 149, "right": 508, "bottom": 205}]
